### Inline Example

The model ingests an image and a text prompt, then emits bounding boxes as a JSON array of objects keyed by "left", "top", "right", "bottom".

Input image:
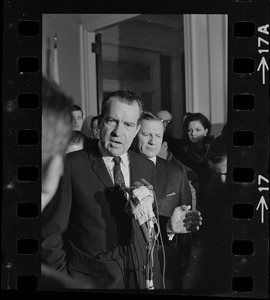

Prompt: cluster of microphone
[{"left": 123, "top": 178, "right": 157, "bottom": 243}]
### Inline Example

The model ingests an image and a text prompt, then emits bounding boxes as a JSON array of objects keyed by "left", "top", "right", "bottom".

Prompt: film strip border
[
  {"left": 229, "top": 3, "right": 269, "bottom": 297},
  {"left": 2, "top": 0, "right": 269, "bottom": 296},
  {"left": 230, "top": 7, "right": 269, "bottom": 297}
]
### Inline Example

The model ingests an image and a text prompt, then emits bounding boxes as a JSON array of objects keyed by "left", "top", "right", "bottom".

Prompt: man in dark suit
[
  {"left": 133, "top": 111, "right": 202, "bottom": 289},
  {"left": 157, "top": 132, "right": 199, "bottom": 211},
  {"left": 183, "top": 134, "right": 232, "bottom": 292},
  {"left": 42, "top": 90, "right": 202, "bottom": 290},
  {"left": 41, "top": 77, "right": 94, "bottom": 289}
]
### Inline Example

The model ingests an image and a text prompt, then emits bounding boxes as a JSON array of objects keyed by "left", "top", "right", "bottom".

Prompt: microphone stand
[
  {"left": 145, "top": 219, "right": 155, "bottom": 290},
  {"left": 123, "top": 179, "right": 159, "bottom": 290}
]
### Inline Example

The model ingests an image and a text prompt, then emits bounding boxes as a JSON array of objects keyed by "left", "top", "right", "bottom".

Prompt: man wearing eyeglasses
[
  {"left": 156, "top": 110, "right": 187, "bottom": 171},
  {"left": 156, "top": 110, "right": 173, "bottom": 133}
]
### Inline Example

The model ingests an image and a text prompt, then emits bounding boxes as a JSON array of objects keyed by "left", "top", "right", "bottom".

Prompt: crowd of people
[{"left": 41, "top": 77, "right": 231, "bottom": 292}]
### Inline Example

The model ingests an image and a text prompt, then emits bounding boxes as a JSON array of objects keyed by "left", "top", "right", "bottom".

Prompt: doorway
[{"left": 96, "top": 14, "right": 185, "bottom": 137}]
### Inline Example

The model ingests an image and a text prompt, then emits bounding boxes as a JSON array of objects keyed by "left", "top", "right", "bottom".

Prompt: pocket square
[
  {"left": 166, "top": 192, "right": 176, "bottom": 197},
  {"left": 159, "top": 192, "right": 179, "bottom": 217}
]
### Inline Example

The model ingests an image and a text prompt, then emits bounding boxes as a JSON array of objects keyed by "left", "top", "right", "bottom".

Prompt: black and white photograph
[{"left": 2, "top": 0, "right": 269, "bottom": 297}]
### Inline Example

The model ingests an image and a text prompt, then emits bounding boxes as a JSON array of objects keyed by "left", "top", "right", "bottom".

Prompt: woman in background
[
  {"left": 180, "top": 112, "right": 214, "bottom": 204},
  {"left": 90, "top": 115, "right": 100, "bottom": 140}
]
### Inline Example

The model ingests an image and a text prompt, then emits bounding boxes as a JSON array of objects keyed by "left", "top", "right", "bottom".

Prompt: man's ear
[
  {"left": 135, "top": 123, "right": 141, "bottom": 135},
  {"left": 163, "top": 141, "right": 168, "bottom": 151}
]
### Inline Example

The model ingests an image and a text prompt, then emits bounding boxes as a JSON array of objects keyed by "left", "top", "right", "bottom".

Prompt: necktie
[{"left": 113, "top": 157, "right": 125, "bottom": 190}]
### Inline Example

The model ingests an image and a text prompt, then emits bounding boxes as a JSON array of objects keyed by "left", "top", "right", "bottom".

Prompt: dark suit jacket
[
  {"left": 154, "top": 156, "right": 192, "bottom": 289},
  {"left": 179, "top": 175, "right": 232, "bottom": 291},
  {"left": 169, "top": 152, "right": 199, "bottom": 194},
  {"left": 156, "top": 156, "right": 192, "bottom": 217},
  {"left": 41, "top": 141, "right": 162, "bottom": 289}
]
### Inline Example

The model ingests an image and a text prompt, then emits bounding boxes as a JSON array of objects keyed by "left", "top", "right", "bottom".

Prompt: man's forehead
[
  {"left": 108, "top": 98, "right": 140, "bottom": 115},
  {"left": 156, "top": 110, "right": 172, "bottom": 121},
  {"left": 141, "top": 119, "right": 164, "bottom": 131},
  {"left": 71, "top": 110, "right": 83, "bottom": 116}
]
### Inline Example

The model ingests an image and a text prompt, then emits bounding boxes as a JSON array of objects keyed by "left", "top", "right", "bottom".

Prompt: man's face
[
  {"left": 91, "top": 119, "right": 100, "bottom": 140},
  {"left": 208, "top": 156, "right": 227, "bottom": 183},
  {"left": 156, "top": 111, "right": 172, "bottom": 132},
  {"left": 100, "top": 97, "right": 141, "bottom": 156},
  {"left": 71, "top": 110, "right": 84, "bottom": 131},
  {"left": 137, "top": 119, "right": 164, "bottom": 159}
]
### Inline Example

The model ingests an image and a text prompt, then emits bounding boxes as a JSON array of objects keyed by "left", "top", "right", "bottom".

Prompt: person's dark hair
[
  {"left": 42, "top": 77, "right": 73, "bottom": 176},
  {"left": 91, "top": 115, "right": 100, "bottom": 128},
  {"left": 183, "top": 112, "right": 212, "bottom": 135},
  {"left": 162, "top": 132, "right": 171, "bottom": 144},
  {"left": 207, "top": 134, "right": 227, "bottom": 164},
  {"left": 221, "top": 122, "right": 228, "bottom": 137},
  {"left": 70, "top": 104, "right": 84, "bottom": 117},
  {"left": 142, "top": 111, "right": 163, "bottom": 122},
  {"left": 69, "top": 130, "right": 86, "bottom": 145},
  {"left": 100, "top": 90, "right": 144, "bottom": 125},
  {"left": 182, "top": 112, "right": 192, "bottom": 124}
]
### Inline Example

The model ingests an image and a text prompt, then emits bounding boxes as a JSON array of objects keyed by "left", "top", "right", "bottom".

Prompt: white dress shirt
[
  {"left": 98, "top": 143, "right": 174, "bottom": 239},
  {"left": 98, "top": 141, "right": 131, "bottom": 189},
  {"left": 148, "top": 156, "right": 157, "bottom": 165}
]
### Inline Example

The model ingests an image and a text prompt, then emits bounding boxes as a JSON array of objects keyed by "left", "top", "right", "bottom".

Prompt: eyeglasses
[{"left": 160, "top": 119, "right": 172, "bottom": 125}]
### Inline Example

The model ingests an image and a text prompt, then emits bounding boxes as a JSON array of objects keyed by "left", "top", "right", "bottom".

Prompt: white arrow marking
[
  {"left": 256, "top": 195, "right": 268, "bottom": 223},
  {"left": 257, "top": 56, "right": 269, "bottom": 85}
]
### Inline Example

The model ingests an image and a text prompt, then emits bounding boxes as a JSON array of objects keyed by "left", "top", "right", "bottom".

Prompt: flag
[
  {"left": 53, "top": 34, "right": 60, "bottom": 86},
  {"left": 46, "top": 36, "right": 51, "bottom": 78}
]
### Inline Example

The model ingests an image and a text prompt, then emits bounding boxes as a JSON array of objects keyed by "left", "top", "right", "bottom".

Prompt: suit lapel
[
  {"left": 88, "top": 143, "right": 114, "bottom": 187},
  {"left": 129, "top": 151, "right": 140, "bottom": 185},
  {"left": 156, "top": 157, "right": 166, "bottom": 198}
]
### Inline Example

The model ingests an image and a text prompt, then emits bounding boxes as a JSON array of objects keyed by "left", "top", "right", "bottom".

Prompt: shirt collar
[
  {"left": 148, "top": 156, "right": 157, "bottom": 165},
  {"left": 98, "top": 140, "right": 129, "bottom": 166},
  {"left": 167, "top": 151, "right": 173, "bottom": 161}
]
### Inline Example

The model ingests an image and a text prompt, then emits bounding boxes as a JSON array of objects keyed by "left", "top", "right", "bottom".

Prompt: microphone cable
[
  {"left": 151, "top": 188, "right": 166, "bottom": 290},
  {"left": 122, "top": 180, "right": 167, "bottom": 290}
]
